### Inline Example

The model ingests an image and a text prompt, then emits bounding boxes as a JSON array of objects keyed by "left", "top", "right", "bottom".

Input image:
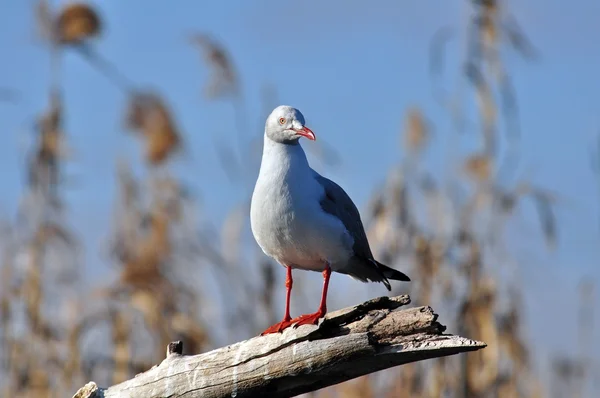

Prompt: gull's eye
[{"left": 278, "top": 117, "right": 286, "bottom": 125}]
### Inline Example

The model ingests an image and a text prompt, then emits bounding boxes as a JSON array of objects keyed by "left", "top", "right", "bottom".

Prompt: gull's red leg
[
  {"left": 291, "top": 264, "right": 331, "bottom": 328},
  {"left": 283, "top": 265, "right": 293, "bottom": 321},
  {"left": 261, "top": 266, "right": 294, "bottom": 335}
]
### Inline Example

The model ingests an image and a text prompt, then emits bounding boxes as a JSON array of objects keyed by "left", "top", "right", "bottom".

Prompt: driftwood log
[{"left": 73, "top": 295, "right": 485, "bottom": 398}]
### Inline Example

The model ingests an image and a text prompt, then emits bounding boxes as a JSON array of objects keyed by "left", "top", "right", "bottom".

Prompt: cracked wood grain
[{"left": 72, "top": 295, "right": 486, "bottom": 398}]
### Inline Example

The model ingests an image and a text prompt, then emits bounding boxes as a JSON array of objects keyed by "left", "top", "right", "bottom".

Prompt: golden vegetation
[{"left": 0, "top": 1, "right": 595, "bottom": 397}]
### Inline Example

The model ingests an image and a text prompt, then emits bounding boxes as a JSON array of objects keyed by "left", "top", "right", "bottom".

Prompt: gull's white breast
[{"left": 250, "top": 137, "right": 353, "bottom": 271}]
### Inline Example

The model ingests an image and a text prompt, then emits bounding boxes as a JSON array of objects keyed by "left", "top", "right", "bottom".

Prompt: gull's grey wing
[
  {"left": 315, "top": 173, "right": 411, "bottom": 289},
  {"left": 315, "top": 174, "right": 374, "bottom": 260}
]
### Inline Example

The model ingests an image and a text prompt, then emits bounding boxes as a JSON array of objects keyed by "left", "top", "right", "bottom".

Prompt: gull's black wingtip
[{"left": 376, "top": 261, "right": 411, "bottom": 283}]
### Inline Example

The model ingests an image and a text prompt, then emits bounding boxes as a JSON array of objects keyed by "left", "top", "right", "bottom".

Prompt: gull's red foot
[
  {"left": 291, "top": 310, "right": 326, "bottom": 328},
  {"left": 260, "top": 319, "right": 294, "bottom": 335}
]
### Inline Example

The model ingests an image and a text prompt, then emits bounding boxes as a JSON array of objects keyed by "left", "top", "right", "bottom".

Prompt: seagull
[{"left": 251, "top": 105, "right": 410, "bottom": 335}]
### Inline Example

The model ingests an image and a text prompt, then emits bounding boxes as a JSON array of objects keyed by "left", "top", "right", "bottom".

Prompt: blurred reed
[{"left": 0, "top": 1, "right": 595, "bottom": 397}]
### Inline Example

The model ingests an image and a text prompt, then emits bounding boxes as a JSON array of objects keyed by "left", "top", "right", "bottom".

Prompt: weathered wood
[{"left": 72, "top": 295, "right": 485, "bottom": 398}]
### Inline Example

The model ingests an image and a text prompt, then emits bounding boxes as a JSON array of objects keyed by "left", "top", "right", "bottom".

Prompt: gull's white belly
[
  {"left": 278, "top": 211, "right": 351, "bottom": 271},
  {"left": 251, "top": 191, "right": 353, "bottom": 272}
]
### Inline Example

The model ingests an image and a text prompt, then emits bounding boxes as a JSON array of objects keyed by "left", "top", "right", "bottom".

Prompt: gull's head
[{"left": 265, "top": 105, "right": 316, "bottom": 144}]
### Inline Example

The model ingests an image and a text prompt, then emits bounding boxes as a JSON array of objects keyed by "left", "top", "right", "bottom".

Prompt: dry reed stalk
[
  {"left": 1, "top": 85, "right": 81, "bottom": 397},
  {"left": 189, "top": 34, "right": 238, "bottom": 99},
  {"left": 346, "top": 2, "right": 549, "bottom": 396},
  {"left": 1, "top": 0, "right": 576, "bottom": 396},
  {"left": 77, "top": 147, "right": 209, "bottom": 384},
  {"left": 111, "top": 311, "right": 130, "bottom": 385}
]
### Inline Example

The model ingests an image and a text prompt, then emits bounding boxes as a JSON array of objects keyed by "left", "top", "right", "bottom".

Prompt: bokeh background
[{"left": 1, "top": 0, "right": 599, "bottom": 397}]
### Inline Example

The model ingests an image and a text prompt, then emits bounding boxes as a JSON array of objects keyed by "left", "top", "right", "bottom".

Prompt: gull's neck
[{"left": 259, "top": 133, "right": 311, "bottom": 177}]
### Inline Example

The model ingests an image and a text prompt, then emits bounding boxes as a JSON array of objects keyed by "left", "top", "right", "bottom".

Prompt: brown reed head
[{"left": 56, "top": 3, "right": 101, "bottom": 44}]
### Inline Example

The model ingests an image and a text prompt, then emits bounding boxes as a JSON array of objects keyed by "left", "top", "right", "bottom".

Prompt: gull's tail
[{"left": 342, "top": 257, "right": 411, "bottom": 291}]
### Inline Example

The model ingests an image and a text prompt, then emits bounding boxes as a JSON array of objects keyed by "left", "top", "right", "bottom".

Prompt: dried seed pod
[
  {"left": 30, "top": 91, "right": 63, "bottom": 191},
  {"left": 146, "top": 128, "right": 180, "bottom": 165},
  {"left": 190, "top": 34, "right": 238, "bottom": 99},
  {"left": 37, "top": 91, "right": 62, "bottom": 152},
  {"left": 464, "top": 153, "right": 492, "bottom": 182},
  {"left": 403, "top": 107, "right": 428, "bottom": 153},
  {"left": 481, "top": 16, "right": 497, "bottom": 46},
  {"left": 478, "top": 0, "right": 498, "bottom": 13},
  {"left": 125, "top": 92, "right": 181, "bottom": 165},
  {"left": 56, "top": 3, "right": 101, "bottom": 44}
]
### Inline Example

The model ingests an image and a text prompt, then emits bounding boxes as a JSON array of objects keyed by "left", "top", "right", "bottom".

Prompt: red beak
[{"left": 294, "top": 126, "right": 316, "bottom": 141}]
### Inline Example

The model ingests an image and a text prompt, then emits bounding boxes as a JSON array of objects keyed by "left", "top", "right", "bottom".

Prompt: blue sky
[{"left": 1, "top": 0, "right": 599, "bottom": 386}]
